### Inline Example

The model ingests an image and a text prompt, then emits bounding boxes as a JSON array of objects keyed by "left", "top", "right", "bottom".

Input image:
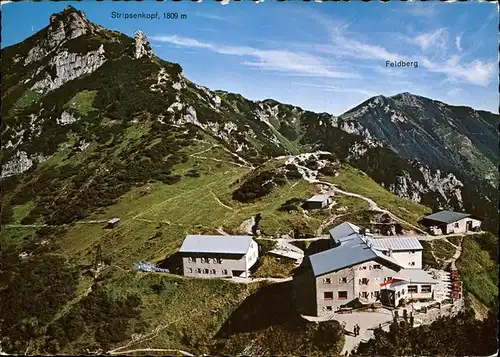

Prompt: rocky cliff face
[{"left": 31, "top": 44, "right": 106, "bottom": 91}]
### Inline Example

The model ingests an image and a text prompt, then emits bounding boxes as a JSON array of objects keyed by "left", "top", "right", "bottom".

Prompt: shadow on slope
[
  {"left": 216, "top": 280, "right": 295, "bottom": 337},
  {"left": 210, "top": 281, "right": 344, "bottom": 355}
]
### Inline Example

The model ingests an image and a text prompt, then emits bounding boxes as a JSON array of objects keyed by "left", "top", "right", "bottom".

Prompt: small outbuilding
[
  {"left": 106, "top": 218, "right": 121, "bottom": 229},
  {"left": 421, "top": 210, "right": 481, "bottom": 235},
  {"left": 303, "top": 193, "right": 334, "bottom": 210}
]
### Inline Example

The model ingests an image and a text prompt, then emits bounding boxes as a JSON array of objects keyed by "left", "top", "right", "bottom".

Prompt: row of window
[
  {"left": 323, "top": 277, "right": 348, "bottom": 284},
  {"left": 408, "top": 284, "right": 432, "bottom": 293},
  {"left": 324, "top": 291, "right": 347, "bottom": 300},
  {"left": 188, "top": 257, "right": 224, "bottom": 264},
  {"left": 187, "top": 267, "right": 229, "bottom": 275},
  {"left": 322, "top": 285, "right": 432, "bottom": 302},
  {"left": 323, "top": 291, "right": 381, "bottom": 301},
  {"left": 359, "top": 291, "right": 379, "bottom": 299},
  {"left": 323, "top": 276, "right": 393, "bottom": 285},
  {"left": 357, "top": 264, "right": 383, "bottom": 270}
]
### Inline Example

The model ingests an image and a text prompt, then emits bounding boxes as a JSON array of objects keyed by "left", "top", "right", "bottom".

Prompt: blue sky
[{"left": 2, "top": 0, "right": 498, "bottom": 114}]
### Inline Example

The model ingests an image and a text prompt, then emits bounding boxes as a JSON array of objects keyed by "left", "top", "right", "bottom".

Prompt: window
[
  {"left": 325, "top": 306, "right": 333, "bottom": 311},
  {"left": 373, "top": 264, "right": 382, "bottom": 270},
  {"left": 359, "top": 278, "right": 369, "bottom": 285},
  {"left": 203, "top": 268, "right": 209, "bottom": 274},
  {"left": 323, "top": 278, "right": 332, "bottom": 284},
  {"left": 188, "top": 268, "right": 192, "bottom": 273},
  {"left": 384, "top": 277, "right": 392, "bottom": 282},
  {"left": 408, "top": 285, "right": 418, "bottom": 293},
  {"left": 196, "top": 268, "right": 202, "bottom": 274},
  {"left": 402, "top": 289, "right": 405, "bottom": 295},
  {"left": 324, "top": 291, "right": 334, "bottom": 300},
  {"left": 374, "top": 291, "right": 380, "bottom": 298},
  {"left": 188, "top": 257, "right": 196, "bottom": 263},
  {"left": 397, "top": 291, "right": 401, "bottom": 298},
  {"left": 339, "top": 277, "right": 348, "bottom": 283},
  {"left": 210, "top": 269, "right": 216, "bottom": 274},
  {"left": 454, "top": 222, "right": 459, "bottom": 228},
  {"left": 222, "top": 269, "right": 228, "bottom": 275},
  {"left": 201, "top": 257, "right": 209, "bottom": 263},
  {"left": 361, "top": 292, "right": 369, "bottom": 298},
  {"left": 338, "top": 291, "right": 348, "bottom": 300},
  {"left": 214, "top": 258, "right": 223, "bottom": 264},
  {"left": 421, "top": 285, "right": 432, "bottom": 293}
]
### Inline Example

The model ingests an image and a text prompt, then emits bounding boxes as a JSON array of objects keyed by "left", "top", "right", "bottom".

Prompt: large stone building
[
  {"left": 295, "top": 222, "right": 438, "bottom": 316},
  {"left": 422, "top": 210, "right": 481, "bottom": 235},
  {"left": 179, "top": 235, "right": 259, "bottom": 278}
]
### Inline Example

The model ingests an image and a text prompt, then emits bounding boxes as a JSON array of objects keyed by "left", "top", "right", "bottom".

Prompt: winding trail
[
  {"left": 418, "top": 231, "right": 485, "bottom": 241},
  {"left": 288, "top": 159, "right": 429, "bottom": 236},
  {"left": 207, "top": 182, "right": 234, "bottom": 210},
  {"left": 190, "top": 143, "right": 253, "bottom": 169},
  {"left": 321, "top": 181, "right": 428, "bottom": 235},
  {"left": 441, "top": 237, "right": 463, "bottom": 270}
]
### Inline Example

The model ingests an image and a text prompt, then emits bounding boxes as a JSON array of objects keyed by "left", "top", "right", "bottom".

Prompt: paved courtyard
[{"left": 303, "top": 309, "right": 394, "bottom": 355}]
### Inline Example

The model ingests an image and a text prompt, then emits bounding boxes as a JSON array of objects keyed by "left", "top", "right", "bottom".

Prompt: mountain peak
[{"left": 46, "top": 6, "right": 91, "bottom": 49}]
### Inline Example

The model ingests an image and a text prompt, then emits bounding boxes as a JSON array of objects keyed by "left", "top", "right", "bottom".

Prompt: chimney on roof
[{"left": 388, "top": 248, "right": 393, "bottom": 257}]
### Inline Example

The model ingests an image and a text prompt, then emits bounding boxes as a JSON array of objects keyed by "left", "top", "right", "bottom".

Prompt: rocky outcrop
[
  {"left": 31, "top": 44, "right": 106, "bottom": 91},
  {"left": 57, "top": 111, "right": 80, "bottom": 125},
  {"left": 134, "top": 30, "right": 153, "bottom": 59},
  {"left": 388, "top": 165, "right": 464, "bottom": 206},
  {"left": 1, "top": 151, "right": 33, "bottom": 178}
]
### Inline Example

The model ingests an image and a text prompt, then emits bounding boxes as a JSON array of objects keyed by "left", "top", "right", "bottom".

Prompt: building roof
[
  {"left": 423, "top": 210, "right": 471, "bottom": 224},
  {"left": 328, "top": 222, "right": 361, "bottom": 242},
  {"left": 369, "top": 236, "right": 423, "bottom": 251},
  {"left": 394, "top": 269, "right": 438, "bottom": 284},
  {"left": 309, "top": 233, "right": 403, "bottom": 277},
  {"left": 179, "top": 235, "right": 253, "bottom": 255},
  {"left": 308, "top": 193, "right": 332, "bottom": 202}
]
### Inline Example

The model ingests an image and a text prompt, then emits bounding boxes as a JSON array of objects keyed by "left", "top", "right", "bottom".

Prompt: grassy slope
[
  {"left": 431, "top": 239, "right": 456, "bottom": 260},
  {"left": 324, "top": 164, "right": 432, "bottom": 226},
  {"left": 3, "top": 149, "right": 435, "bottom": 270},
  {"left": 253, "top": 256, "right": 296, "bottom": 278},
  {"left": 1, "top": 137, "right": 439, "bottom": 354},
  {"left": 456, "top": 233, "right": 498, "bottom": 309},
  {"left": 60, "top": 271, "right": 263, "bottom": 355}
]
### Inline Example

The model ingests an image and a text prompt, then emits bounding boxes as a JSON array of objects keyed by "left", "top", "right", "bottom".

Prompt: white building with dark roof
[
  {"left": 296, "top": 222, "right": 438, "bottom": 316},
  {"left": 422, "top": 210, "right": 481, "bottom": 235},
  {"left": 179, "top": 235, "right": 259, "bottom": 278},
  {"left": 369, "top": 236, "right": 423, "bottom": 269},
  {"left": 303, "top": 193, "right": 334, "bottom": 210}
]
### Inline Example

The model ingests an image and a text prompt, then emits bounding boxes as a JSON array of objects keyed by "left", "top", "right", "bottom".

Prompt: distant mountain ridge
[{"left": 1, "top": 6, "right": 498, "bottom": 231}]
